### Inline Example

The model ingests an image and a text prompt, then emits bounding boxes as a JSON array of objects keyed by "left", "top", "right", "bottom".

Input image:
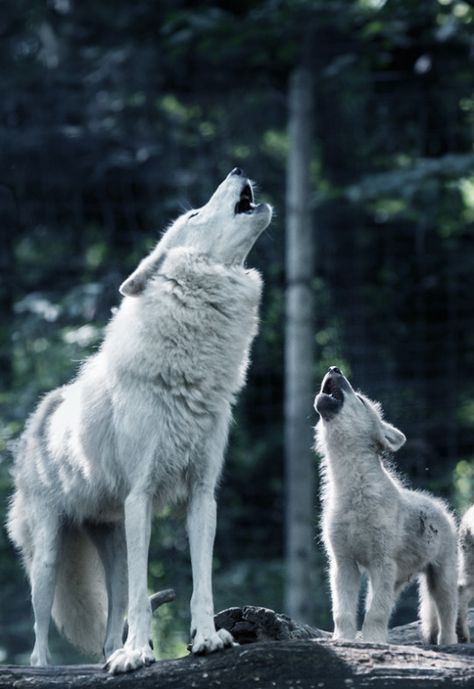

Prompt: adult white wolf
[
  {"left": 7, "top": 168, "right": 272, "bottom": 673},
  {"left": 315, "top": 367, "right": 458, "bottom": 645}
]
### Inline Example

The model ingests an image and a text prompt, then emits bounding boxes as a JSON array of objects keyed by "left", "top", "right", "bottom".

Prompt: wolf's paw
[
  {"left": 457, "top": 627, "right": 471, "bottom": 644},
  {"left": 191, "top": 628, "right": 237, "bottom": 655},
  {"left": 333, "top": 630, "right": 356, "bottom": 642},
  {"left": 361, "top": 629, "right": 388, "bottom": 644},
  {"left": 438, "top": 631, "right": 458, "bottom": 645},
  {"left": 104, "top": 644, "right": 155, "bottom": 674},
  {"left": 30, "top": 654, "right": 49, "bottom": 667},
  {"left": 30, "top": 644, "right": 50, "bottom": 667}
]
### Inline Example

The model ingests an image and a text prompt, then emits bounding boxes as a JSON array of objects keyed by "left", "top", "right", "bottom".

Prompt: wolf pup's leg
[
  {"left": 104, "top": 492, "right": 154, "bottom": 674},
  {"left": 457, "top": 583, "right": 472, "bottom": 643},
  {"left": 330, "top": 557, "right": 361, "bottom": 641},
  {"left": 457, "top": 522, "right": 474, "bottom": 643},
  {"left": 86, "top": 521, "right": 128, "bottom": 659},
  {"left": 361, "top": 562, "right": 396, "bottom": 643},
  {"left": 419, "top": 572, "right": 440, "bottom": 644},
  {"left": 428, "top": 559, "right": 458, "bottom": 645},
  {"left": 187, "top": 484, "right": 235, "bottom": 653},
  {"left": 30, "top": 513, "right": 62, "bottom": 666}
]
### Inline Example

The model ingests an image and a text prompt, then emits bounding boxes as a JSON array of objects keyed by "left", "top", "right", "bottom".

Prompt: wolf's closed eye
[{"left": 188, "top": 211, "right": 199, "bottom": 219}]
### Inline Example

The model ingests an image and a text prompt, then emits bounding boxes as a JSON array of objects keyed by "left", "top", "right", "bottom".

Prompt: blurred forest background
[{"left": 1, "top": 0, "right": 473, "bottom": 666}]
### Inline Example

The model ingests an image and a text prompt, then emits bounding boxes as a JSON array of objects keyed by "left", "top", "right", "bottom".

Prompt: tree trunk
[
  {"left": 284, "top": 66, "right": 316, "bottom": 625},
  {"left": 0, "top": 184, "right": 17, "bottom": 389}
]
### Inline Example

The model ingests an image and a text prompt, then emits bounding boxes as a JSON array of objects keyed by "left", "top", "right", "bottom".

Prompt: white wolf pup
[
  {"left": 457, "top": 505, "right": 474, "bottom": 642},
  {"left": 7, "top": 168, "right": 272, "bottom": 673},
  {"left": 315, "top": 367, "right": 458, "bottom": 645}
]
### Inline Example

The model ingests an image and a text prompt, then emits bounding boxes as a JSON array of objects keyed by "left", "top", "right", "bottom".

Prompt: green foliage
[{"left": 454, "top": 460, "right": 474, "bottom": 513}]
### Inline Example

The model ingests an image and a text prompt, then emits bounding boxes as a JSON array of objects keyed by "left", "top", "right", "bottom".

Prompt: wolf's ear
[
  {"left": 379, "top": 420, "right": 406, "bottom": 453},
  {"left": 119, "top": 251, "right": 167, "bottom": 297}
]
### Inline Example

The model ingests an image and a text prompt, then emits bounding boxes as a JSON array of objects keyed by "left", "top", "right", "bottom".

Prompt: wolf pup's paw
[
  {"left": 191, "top": 628, "right": 237, "bottom": 655},
  {"left": 361, "top": 628, "right": 388, "bottom": 644},
  {"left": 456, "top": 626, "right": 471, "bottom": 644},
  {"left": 104, "top": 644, "right": 155, "bottom": 674},
  {"left": 438, "top": 631, "right": 458, "bottom": 645}
]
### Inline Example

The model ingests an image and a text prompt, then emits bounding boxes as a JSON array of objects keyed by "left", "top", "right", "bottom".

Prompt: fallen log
[{"left": 2, "top": 605, "right": 474, "bottom": 689}]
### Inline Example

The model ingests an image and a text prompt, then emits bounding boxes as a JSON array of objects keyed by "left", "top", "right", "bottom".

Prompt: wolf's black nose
[
  {"left": 230, "top": 167, "right": 243, "bottom": 176},
  {"left": 329, "top": 366, "right": 342, "bottom": 375}
]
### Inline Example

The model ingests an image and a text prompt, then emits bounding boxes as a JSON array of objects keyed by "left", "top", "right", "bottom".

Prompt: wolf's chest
[
  {"left": 329, "top": 509, "right": 380, "bottom": 560},
  {"left": 154, "top": 317, "right": 254, "bottom": 403},
  {"left": 326, "top": 486, "right": 394, "bottom": 564}
]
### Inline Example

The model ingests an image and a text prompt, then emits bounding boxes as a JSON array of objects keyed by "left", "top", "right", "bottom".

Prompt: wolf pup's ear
[
  {"left": 379, "top": 420, "right": 406, "bottom": 453},
  {"left": 119, "top": 251, "right": 167, "bottom": 297}
]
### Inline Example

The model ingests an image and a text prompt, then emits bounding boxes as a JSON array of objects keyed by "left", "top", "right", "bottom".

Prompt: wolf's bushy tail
[
  {"left": 52, "top": 526, "right": 108, "bottom": 657},
  {"left": 7, "top": 491, "right": 108, "bottom": 658}
]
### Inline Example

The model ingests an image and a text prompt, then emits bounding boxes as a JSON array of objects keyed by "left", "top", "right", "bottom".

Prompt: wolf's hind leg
[
  {"left": 30, "top": 513, "right": 62, "bottom": 666},
  {"left": 86, "top": 520, "right": 128, "bottom": 659},
  {"left": 427, "top": 559, "right": 458, "bottom": 645},
  {"left": 457, "top": 584, "right": 472, "bottom": 643}
]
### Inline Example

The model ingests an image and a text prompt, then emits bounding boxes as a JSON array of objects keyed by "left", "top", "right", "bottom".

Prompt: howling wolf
[
  {"left": 7, "top": 168, "right": 272, "bottom": 673},
  {"left": 315, "top": 367, "right": 458, "bottom": 645}
]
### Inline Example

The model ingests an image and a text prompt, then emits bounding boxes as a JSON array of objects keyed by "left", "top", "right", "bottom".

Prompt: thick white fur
[
  {"left": 315, "top": 371, "right": 458, "bottom": 645},
  {"left": 7, "top": 171, "right": 272, "bottom": 672},
  {"left": 457, "top": 505, "right": 474, "bottom": 642}
]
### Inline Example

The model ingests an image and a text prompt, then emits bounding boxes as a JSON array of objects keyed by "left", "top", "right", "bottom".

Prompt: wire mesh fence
[{"left": 0, "top": 0, "right": 473, "bottom": 663}]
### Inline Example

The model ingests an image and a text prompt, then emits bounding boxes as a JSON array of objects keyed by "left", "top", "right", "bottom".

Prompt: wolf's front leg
[
  {"left": 362, "top": 562, "right": 396, "bottom": 643},
  {"left": 187, "top": 486, "right": 235, "bottom": 654},
  {"left": 104, "top": 492, "right": 155, "bottom": 674},
  {"left": 330, "top": 557, "right": 361, "bottom": 640}
]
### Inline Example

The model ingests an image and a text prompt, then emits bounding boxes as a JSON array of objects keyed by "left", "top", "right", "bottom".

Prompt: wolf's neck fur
[
  {"left": 101, "top": 248, "right": 263, "bottom": 411},
  {"left": 317, "top": 424, "right": 398, "bottom": 505}
]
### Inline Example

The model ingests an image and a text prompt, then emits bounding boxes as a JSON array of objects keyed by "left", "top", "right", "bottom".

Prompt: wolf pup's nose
[
  {"left": 230, "top": 167, "right": 243, "bottom": 176},
  {"left": 329, "top": 366, "right": 342, "bottom": 375}
]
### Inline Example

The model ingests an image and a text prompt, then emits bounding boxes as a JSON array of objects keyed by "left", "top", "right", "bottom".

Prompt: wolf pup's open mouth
[
  {"left": 315, "top": 372, "right": 345, "bottom": 420},
  {"left": 321, "top": 377, "right": 344, "bottom": 403},
  {"left": 235, "top": 184, "right": 256, "bottom": 214}
]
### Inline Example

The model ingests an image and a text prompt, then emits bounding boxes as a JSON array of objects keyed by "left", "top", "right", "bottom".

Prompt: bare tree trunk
[
  {"left": 284, "top": 67, "right": 315, "bottom": 625},
  {"left": 0, "top": 184, "right": 17, "bottom": 389}
]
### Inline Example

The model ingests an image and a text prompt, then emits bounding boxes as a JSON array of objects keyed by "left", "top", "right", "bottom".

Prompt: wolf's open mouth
[
  {"left": 321, "top": 377, "right": 344, "bottom": 402},
  {"left": 235, "top": 183, "right": 256, "bottom": 214}
]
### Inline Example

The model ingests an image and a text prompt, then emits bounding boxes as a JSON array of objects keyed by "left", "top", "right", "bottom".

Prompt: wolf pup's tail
[{"left": 7, "top": 492, "right": 108, "bottom": 658}]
